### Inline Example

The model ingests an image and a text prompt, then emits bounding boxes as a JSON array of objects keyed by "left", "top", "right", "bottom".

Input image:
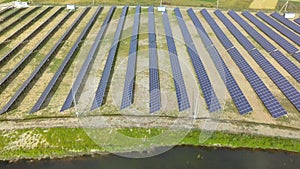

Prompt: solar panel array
[
  {"left": 271, "top": 12, "right": 300, "bottom": 34},
  {"left": 90, "top": 6, "right": 128, "bottom": 111},
  {"left": 201, "top": 9, "right": 287, "bottom": 118},
  {"left": 0, "top": 8, "right": 24, "bottom": 24},
  {"left": 162, "top": 11, "right": 190, "bottom": 112},
  {"left": 0, "top": 7, "right": 64, "bottom": 67},
  {"left": 242, "top": 11, "right": 300, "bottom": 60},
  {"left": 256, "top": 11, "right": 300, "bottom": 45},
  {"left": 30, "top": 7, "right": 103, "bottom": 113},
  {"left": 0, "top": 7, "right": 40, "bottom": 35},
  {"left": 228, "top": 10, "right": 300, "bottom": 83},
  {"left": 0, "top": 7, "right": 12, "bottom": 15},
  {"left": 215, "top": 10, "right": 300, "bottom": 112},
  {"left": 0, "top": 7, "right": 54, "bottom": 49},
  {"left": 55, "top": 6, "right": 116, "bottom": 112},
  {"left": 0, "top": 10, "right": 73, "bottom": 91},
  {"left": 0, "top": 7, "right": 98, "bottom": 115},
  {"left": 175, "top": 8, "right": 221, "bottom": 112},
  {"left": 188, "top": 8, "right": 252, "bottom": 115},
  {"left": 147, "top": 6, "right": 161, "bottom": 113},
  {"left": 0, "top": 6, "right": 298, "bottom": 118},
  {"left": 121, "top": 6, "right": 141, "bottom": 109},
  {"left": 295, "top": 18, "right": 300, "bottom": 25}
]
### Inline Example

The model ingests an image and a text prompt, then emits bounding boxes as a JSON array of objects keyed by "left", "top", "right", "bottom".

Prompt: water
[{"left": 1, "top": 146, "right": 300, "bottom": 169}]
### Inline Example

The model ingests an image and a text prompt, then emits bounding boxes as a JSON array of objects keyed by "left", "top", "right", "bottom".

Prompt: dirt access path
[{"left": 0, "top": 115, "right": 299, "bottom": 140}]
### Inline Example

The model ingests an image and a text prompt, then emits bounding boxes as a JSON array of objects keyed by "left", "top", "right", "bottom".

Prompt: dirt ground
[{"left": 0, "top": 6, "right": 299, "bottom": 139}]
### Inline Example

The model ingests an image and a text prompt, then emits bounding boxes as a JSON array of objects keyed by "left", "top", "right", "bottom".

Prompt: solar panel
[
  {"left": 53, "top": 6, "right": 116, "bottom": 112},
  {"left": 175, "top": 8, "right": 221, "bottom": 112},
  {"left": 0, "top": 7, "right": 64, "bottom": 67},
  {"left": 201, "top": 10, "right": 234, "bottom": 50},
  {"left": 0, "top": 10, "right": 73, "bottom": 90},
  {"left": 271, "top": 12, "right": 300, "bottom": 34},
  {"left": 0, "top": 7, "right": 12, "bottom": 15},
  {"left": 228, "top": 10, "right": 300, "bottom": 83},
  {"left": 216, "top": 9, "right": 300, "bottom": 112},
  {"left": 188, "top": 8, "right": 252, "bottom": 115},
  {"left": 147, "top": 6, "right": 161, "bottom": 113},
  {"left": 295, "top": 18, "right": 300, "bottom": 25},
  {"left": 162, "top": 11, "right": 190, "bottom": 112},
  {"left": 242, "top": 11, "right": 299, "bottom": 57},
  {"left": 201, "top": 9, "right": 287, "bottom": 118},
  {"left": 120, "top": 5, "right": 141, "bottom": 109},
  {"left": 0, "top": 7, "right": 55, "bottom": 50},
  {"left": 0, "top": 7, "right": 40, "bottom": 35},
  {"left": 256, "top": 12, "right": 300, "bottom": 45},
  {"left": 33, "top": 7, "right": 116, "bottom": 113},
  {"left": 249, "top": 49, "right": 300, "bottom": 111},
  {"left": 89, "top": 6, "right": 128, "bottom": 111},
  {"left": 0, "top": 7, "right": 95, "bottom": 115},
  {"left": 0, "top": 8, "right": 25, "bottom": 24}
]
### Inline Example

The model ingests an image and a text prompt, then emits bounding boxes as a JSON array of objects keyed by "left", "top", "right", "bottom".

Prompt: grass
[
  {"left": 276, "top": 0, "right": 300, "bottom": 12},
  {"left": 218, "top": 0, "right": 253, "bottom": 10},
  {"left": 224, "top": 99, "right": 238, "bottom": 114},
  {"left": 0, "top": 127, "right": 299, "bottom": 160}
]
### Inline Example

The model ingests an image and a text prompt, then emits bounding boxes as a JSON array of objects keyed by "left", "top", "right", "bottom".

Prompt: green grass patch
[
  {"left": 117, "top": 128, "right": 163, "bottom": 138},
  {"left": 0, "top": 127, "right": 299, "bottom": 160}
]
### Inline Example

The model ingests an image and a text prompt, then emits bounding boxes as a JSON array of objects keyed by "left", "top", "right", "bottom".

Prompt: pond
[{"left": 1, "top": 146, "right": 300, "bottom": 169}]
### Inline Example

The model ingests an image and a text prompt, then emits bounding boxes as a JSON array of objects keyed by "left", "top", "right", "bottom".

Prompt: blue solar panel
[
  {"left": 148, "top": 6, "right": 161, "bottom": 113},
  {"left": 256, "top": 12, "right": 300, "bottom": 45},
  {"left": 0, "top": 7, "right": 40, "bottom": 35},
  {"left": 57, "top": 6, "right": 116, "bottom": 112},
  {"left": 216, "top": 10, "right": 300, "bottom": 111},
  {"left": 0, "top": 10, "right": 73, "bottom": 90},
  {"left": 201, "top": 9, "right": 287, "bottom": 118},
  {"left": 120, "top": 6, "right": 141, "bottom": 109},
  {"left": 188, "top": 9, "right": 252, "bottom": 115},
  {"left": 162, "top": 11, "right": 190, "bottom": 112},
  {"left": 0, "top": 7, "right": 64, "bottom": 67},
  {"left": 0, "top": 7, "right": 54, "bottom": 50},
  {"left": 0, "top": 7, "right": 12, "bottom": 15},
  {"left": 31, "top": 7, "right": 108, "bottom": 113},
  {"left": 90, "top": 6, "right": 128, "bottom": 111},
  {"left": 0, "top": 8, "right": 24, "bottom": 24},
  {"left": 228, "top": 10, "right": 300, "bottom": 83},
  {"left": 175, "top": 8, "right": 221, "bottom": 112},
  {"left": 0, "top": 7, "right": 95, "bottom": 115},
  {"left": 295, "top": 18, "right": 300, "bottom": 25},
  {"left": 242, "top": 11, "right": 299, "bottom": 57},
  {"left": 271, "top": 12, "right": 300, "bottom": 34},
  {"left": 249, "top": 49, "right": 300, "bottom": 111}
]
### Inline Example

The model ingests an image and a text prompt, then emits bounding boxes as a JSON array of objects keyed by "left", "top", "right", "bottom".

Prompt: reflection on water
[{"left": 1, "top": 146, "right": 300, "bottom": 169}]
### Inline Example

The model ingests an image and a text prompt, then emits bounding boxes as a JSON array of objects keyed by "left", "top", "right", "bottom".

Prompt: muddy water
[{"left": 1, "top": 146, "right": 300, "bottom": 169}]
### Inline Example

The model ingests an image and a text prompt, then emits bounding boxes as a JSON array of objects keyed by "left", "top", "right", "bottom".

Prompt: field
[
  {"left": 250, "top": 0, "right": 278, "bottom": 10},
  {"left": 0, "top": 4, "right": 299, "bottom": 159}
]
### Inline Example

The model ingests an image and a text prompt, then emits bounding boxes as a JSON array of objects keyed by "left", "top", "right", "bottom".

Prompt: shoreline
[
  {"left": 2, "top": 144, "right": 300, "bottom": 163},
  {"left": 0, "top": 120, "right": 300, "bottom": 162}
]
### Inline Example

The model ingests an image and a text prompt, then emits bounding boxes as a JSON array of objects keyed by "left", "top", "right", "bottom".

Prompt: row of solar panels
[
  {"left": 0, "top": 7, "right": 54, "bottom": 49},
  {"left": 0, "top": 6, "right": 299, "bottom": 118},
  {"left": 0, "top": 7, "right": 13, "bottom": 15},
  {"left": 0, "top": 7, "right": 65, "bottom": 67},
  {"left": 0, "top": 8, "right": 25, "bottom": 24},
  {"left": 242, "top": 11, "right": 300, "bottom": 62},
  {"left": 214, "top": 10, "right": 300, "bottom": 113},
  {"left": 0, "top": 6, "right": 40, "bottom": 35}
]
